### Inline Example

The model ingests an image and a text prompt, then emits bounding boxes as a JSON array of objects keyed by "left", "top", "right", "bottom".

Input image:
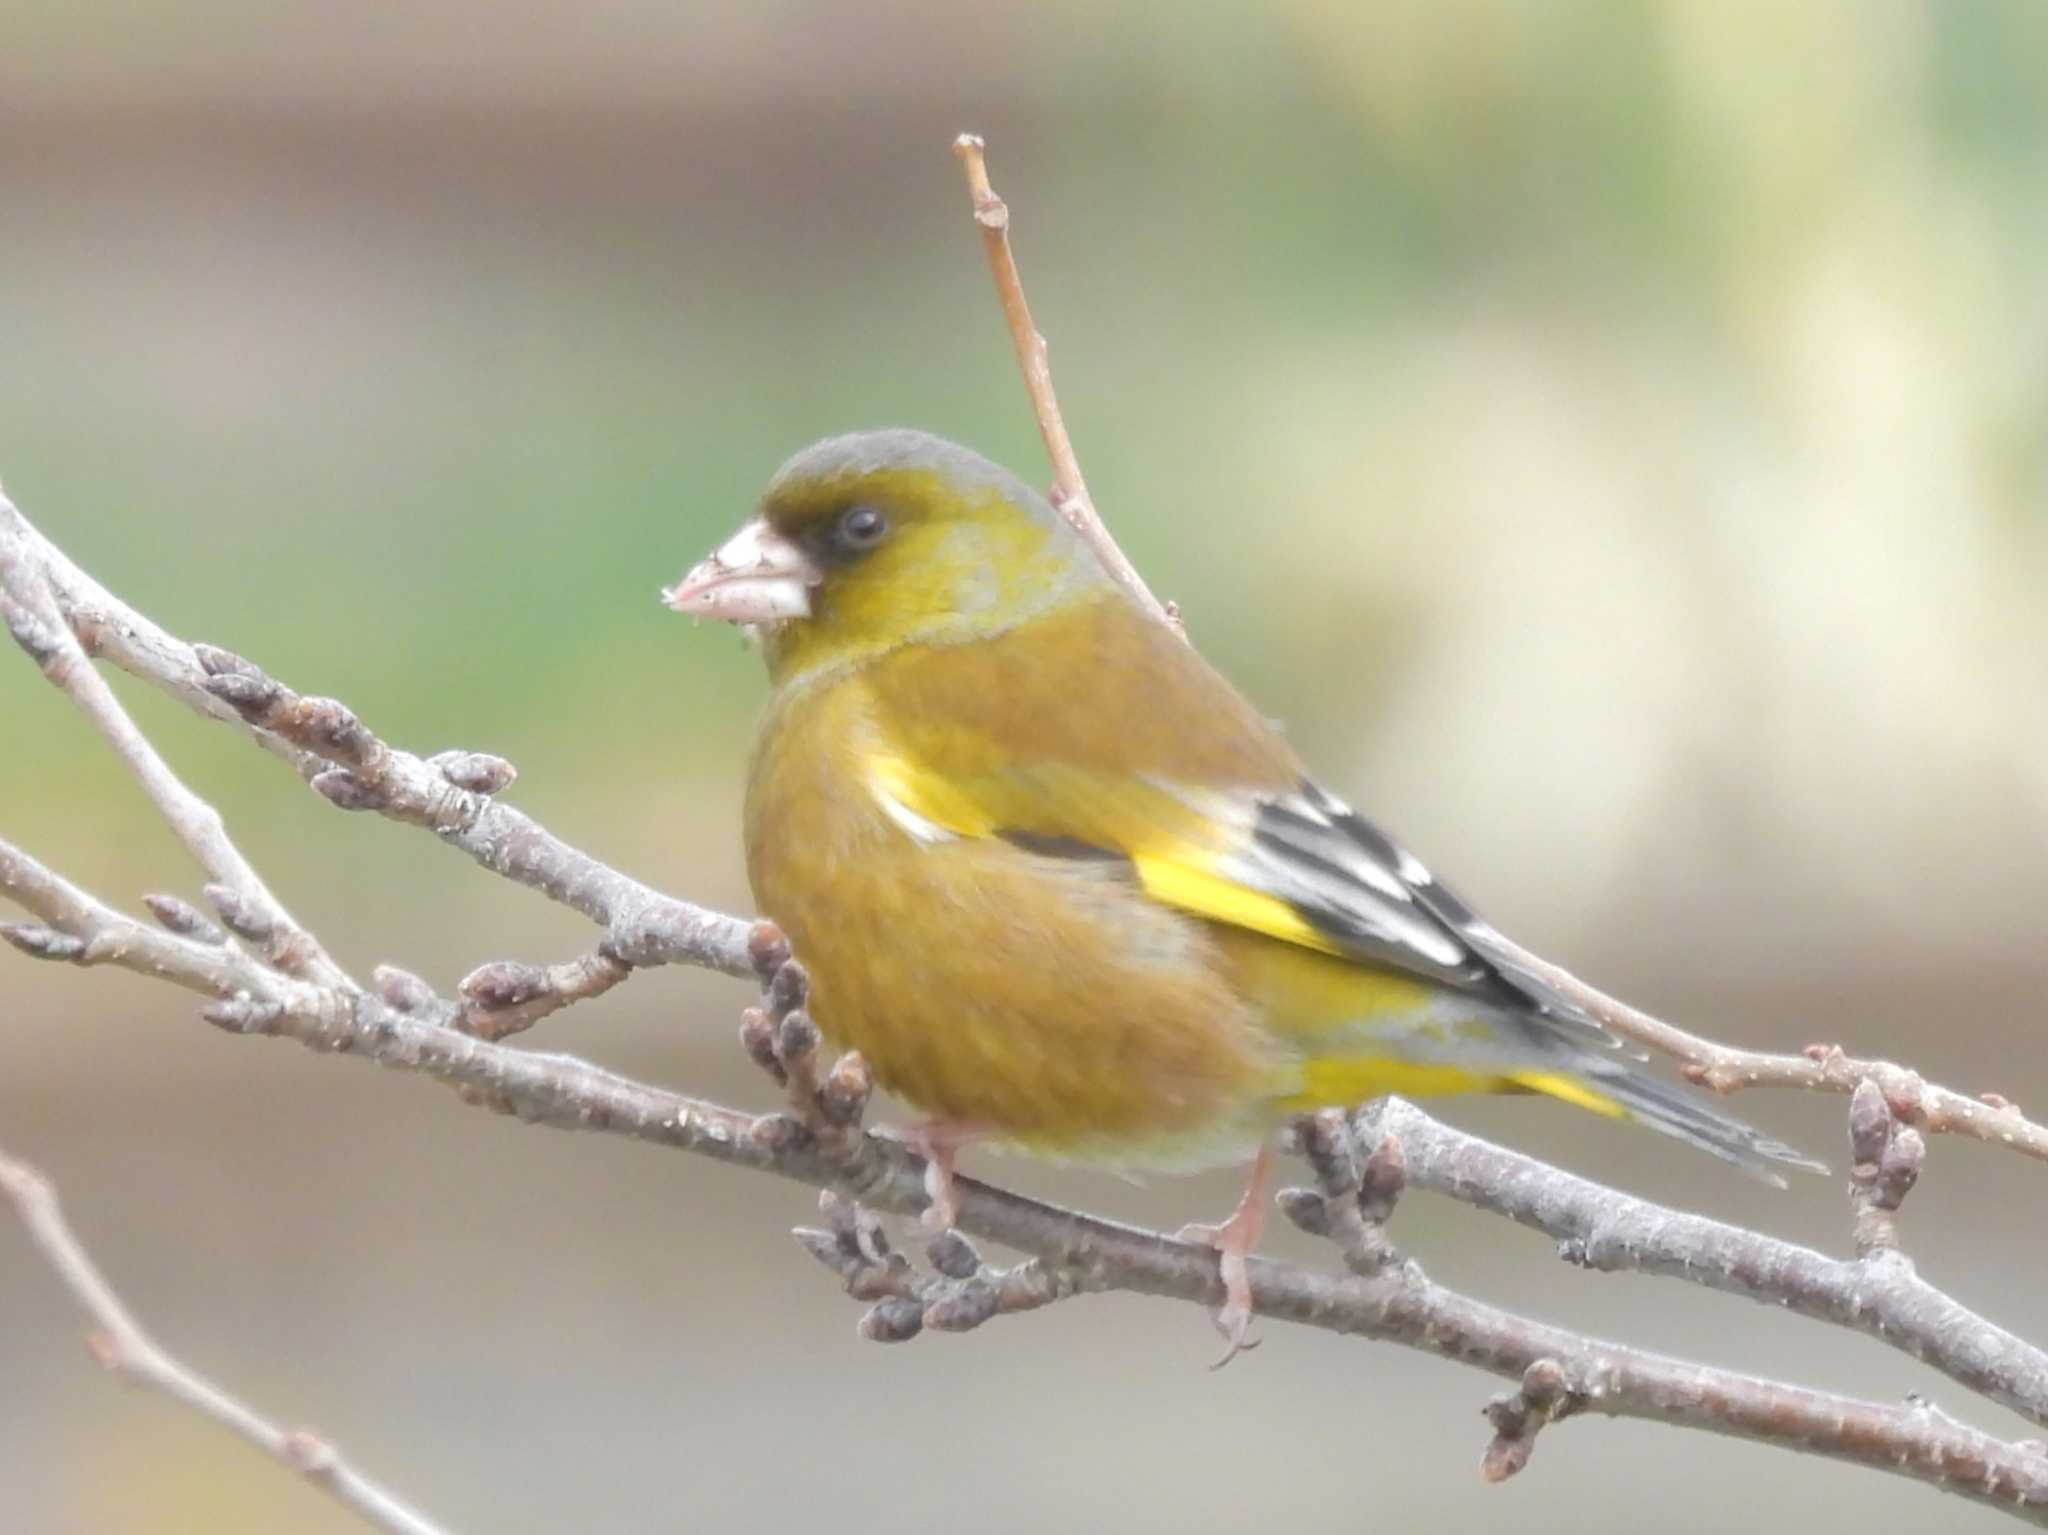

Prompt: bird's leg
[
  {"left": 889, "top": 1120, "right": 983, "bottom": 1231},
  {"left": 1176, "top": 1142, "right": 1277, "bottom": 1367}
]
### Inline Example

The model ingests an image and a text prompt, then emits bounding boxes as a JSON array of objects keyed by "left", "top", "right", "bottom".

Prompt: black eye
[{"left": 835, "top": 504, "right": 889, "bottom": 552}]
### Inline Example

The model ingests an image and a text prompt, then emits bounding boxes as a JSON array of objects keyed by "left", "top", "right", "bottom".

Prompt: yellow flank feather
[
  {"left": 1512, "top": 1071, "right": 1629, "bottom": 1118},
  {"left": 1282, "top": 1058, "right": 1504, "bottom": 1113},
  {"left": 868, "top": 753, "right": 993, "bottom": 838}
]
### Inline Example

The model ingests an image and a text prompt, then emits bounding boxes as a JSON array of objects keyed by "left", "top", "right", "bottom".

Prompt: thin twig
[
  {"left": 0, "top": 1150, "right": 452, "bottom": 1535},
  {"left": 951, "top": 135, "right": 1177, "bottom": 628},
  {"left": 457, "top": 948, "right": 632, "bottom": 1041},
  {"left": 0, "top": 558, "right": 349, "bottom": 991},
  {"left": 1481, "top": 928, "right": 2048, "bottom": 1165}
]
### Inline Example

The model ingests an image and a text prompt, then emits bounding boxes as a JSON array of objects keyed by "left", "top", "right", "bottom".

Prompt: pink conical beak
[{"left": 663, "top": 519, "right": 819, "bottom": 624}]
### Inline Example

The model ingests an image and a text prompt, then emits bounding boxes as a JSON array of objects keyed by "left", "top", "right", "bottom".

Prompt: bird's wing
[{"left": 867, "top": 749, "right": 1626, "bottom": 1052}]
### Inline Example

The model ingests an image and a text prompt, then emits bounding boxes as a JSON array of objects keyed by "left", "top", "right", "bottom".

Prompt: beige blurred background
[{"left": 3, "top": 2, "right": 2046, "bottom": 1530}]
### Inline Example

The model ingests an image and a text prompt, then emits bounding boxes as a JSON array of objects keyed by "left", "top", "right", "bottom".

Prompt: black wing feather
[{"left": 1256, "top": 781, "right": 1630, "bottom": 1052}]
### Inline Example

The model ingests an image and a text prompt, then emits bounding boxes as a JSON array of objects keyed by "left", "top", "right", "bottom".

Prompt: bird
[{"left": 665, "top": 427, "right": 1820, "bottom": 1358}]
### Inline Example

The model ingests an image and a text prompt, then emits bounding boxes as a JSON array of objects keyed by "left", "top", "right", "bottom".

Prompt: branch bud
[
  {"left": 193, "top": 643, "right": 260, "bottom": 679},
  {"left": 310, "top": 768, "right": 383, "bottom": 811},
  {"left": 142, "top": 893, "right": 226, "bottom": 944},
  {"left": 746, "top": 923, "right": 791, "bottom": 983},
  {"left": 459, "top": 959, "right": 550, "bottom": 1012},
  {"left": 793, "top": 1226, "right": 852, "bottom": 1276},
  {"left": 0, "top": 923, "right": 85, "bottom": 961},
  {"left": 775, "top": 1008, "right": 819, "bottom": 1070},
  {"left": 1296, "top": 1108, "right": 1359, "bottom": 1199},
  {"left": 738, "top": 1007, "right": 784, "bottom": 1084},
  {"left": 202, "top": 996, "right": 285, "bottom": 1033},
  {"left": 371, "top": 965, "right": 436, "bottom": 1012},
  {"left": 766, "top": 959, "right": 808, "bottom": 1020},
  {"left": 202, "top": 670, "right": 283, "bottom": 721},
  {"left": 1481, "top": 1359, "right": 1575, "bottom": 1482},
  {"left": 1849, "top": 1078, "right": 1891, "bottom": 1173},
  {"left": 295, "top": 697, "right": 373, "bottom": 763},
  {"left": 818, "top": 1189, "right": 862, "bottom": 1243},
  {"left": 202, "top": 883, "right": 274, "bottom": 944},
  {"left": 1276, "top": 1187, "right": 1331, "bottom": 1237},
  {"left": 430, "top": 750, "right": 518, "bottom": 794},
  {"left": 858, "top": 1297, "right": 924, "bottom": 1343},
  {"left": 925, "top": 1282, "right": 999, "bottom": 1332},
  {"left": 817, "top": 1051, "right": 872, "bottom": 1127},
  {"left": 1874, "top": 1128, "right": 1924, "bottom": 1212},
  {"left": 926, "top": 1228, "right": 982, "bottom": 1280},
  {"left": 1359, "top": 1133, "right": 1408, "bottom": 1225}
]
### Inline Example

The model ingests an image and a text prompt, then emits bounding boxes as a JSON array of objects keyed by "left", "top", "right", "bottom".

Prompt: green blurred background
[{"left": 4, "top": 2, "right": 2046, "bottom": 1530}]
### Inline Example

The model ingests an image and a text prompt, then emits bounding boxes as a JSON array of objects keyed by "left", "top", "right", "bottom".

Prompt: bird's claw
[
  {"left": 876, "top": 1120, "right": 977, "bottom": 1233},
  {"left": 1177, "top": 1143, "right": 1276, "bottom": 1366},
  {"left": 1176, "top": 1218, "right": 1262, "bottom": 1367}
]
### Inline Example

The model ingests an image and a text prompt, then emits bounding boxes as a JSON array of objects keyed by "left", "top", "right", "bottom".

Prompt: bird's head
[{"left": 666, "top": 429, "right": 1107, "bottom": 682}]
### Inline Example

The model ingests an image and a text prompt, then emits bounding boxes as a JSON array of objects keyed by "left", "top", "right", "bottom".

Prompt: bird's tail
[{"left": 1514, "top": 1062, "right": 1828, "bottom": 1186}]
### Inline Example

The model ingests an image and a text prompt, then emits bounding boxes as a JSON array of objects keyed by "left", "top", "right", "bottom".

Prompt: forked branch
[
  {"left": 0, "top": 1151, "right": 450, "bottom": 1535},
  {"left": 4, "top": 138, "right": 2048, "bottom": 1530}
]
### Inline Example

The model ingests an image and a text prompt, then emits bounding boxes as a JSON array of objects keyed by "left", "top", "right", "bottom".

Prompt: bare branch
[
  {"left": 11, "top": 814, "right": 2048, "bottom": 1519},
  {"left": 0, "top": 547, "right": 349, "bottom": 990},
  {"left": 951, "top": 135, "right": 1178, "bottom": 629},
  {"left": 1481, "top": 927, "right": 2048, "bottom": 1164},
  {"left": 0, "top": 1150, "right": 452, "bottom": 1535},
  {"left": 0, "top": 493, "right": 752, "bottom": 982},
  {"left": 2, "top": 840, "right": 303, "bottom": 1004},
  {"left": 1368, "top": 1097, "right": 2048, "bottom": 1432}
]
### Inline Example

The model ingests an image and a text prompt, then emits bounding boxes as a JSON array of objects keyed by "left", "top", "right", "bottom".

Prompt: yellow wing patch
[
  {"left": 868, "top": 750, "right": 1365, "bottom": 966},
  {"left": 1131, "top": 855, "right": 1345, "bottom": 957}
]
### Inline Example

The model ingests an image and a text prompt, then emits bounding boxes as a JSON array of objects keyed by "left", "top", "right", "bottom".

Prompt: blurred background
[{"left": 3, "top": 2, "right": 2045, "bottom": 1530}]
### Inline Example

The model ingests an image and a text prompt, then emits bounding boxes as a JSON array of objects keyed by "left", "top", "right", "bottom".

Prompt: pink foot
[
  {"left": 886, "top": 1121, "right": 983, "bottom": 1232},
  {"left": 1177, "top": 1143, "right": 1276, "bottom": 1368}
]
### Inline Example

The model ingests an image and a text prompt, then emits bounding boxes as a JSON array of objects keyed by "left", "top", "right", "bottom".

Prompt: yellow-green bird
[{"left": 668, "top": 429, "right": 1818, "bottom": 1353}]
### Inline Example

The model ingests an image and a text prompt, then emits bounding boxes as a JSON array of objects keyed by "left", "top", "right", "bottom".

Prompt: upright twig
[
  {"left": 952, "top": 134, "right": 1177, "bottom": 627},
  {"left": 942, "top": 139, "right": 2048, "bottom": 1173},
  {"left": 0, "top": 1151, "right": 452, "bottom": 1535}
]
